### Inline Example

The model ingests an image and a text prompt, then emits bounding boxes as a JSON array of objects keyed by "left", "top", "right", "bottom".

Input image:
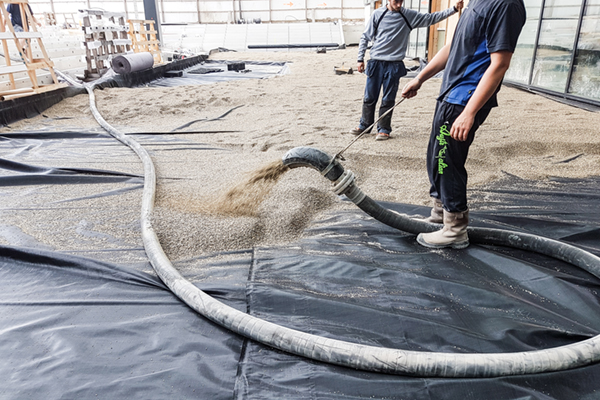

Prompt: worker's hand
[
  {"left": 357, "top": 61, "right": 365, "bottom": 73},
  {"left": 401, "top": 77, "right": 422, "bottom": 98},
  {"left": 450, "top": 111, "right": 474, "bottom": 141},
  {"left": 37, "top": 21, "right": 42, "bottom": 27},
  {"left": 454, "top": 0, "right": 464, "bottom": 11}
]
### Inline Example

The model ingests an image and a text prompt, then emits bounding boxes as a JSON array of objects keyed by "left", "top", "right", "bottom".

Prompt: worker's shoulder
[
  {"left": 373, "top": 7, "right": 387, "bottom": 16},
  {"left": 471, "top": 0, "right": 525, "bottom": 17},
  {"left": 482, "top": 0, "right": 525, "bottom": 10},
  {"left": 400, "top": 6, "right": 419, "bottom": 15}
]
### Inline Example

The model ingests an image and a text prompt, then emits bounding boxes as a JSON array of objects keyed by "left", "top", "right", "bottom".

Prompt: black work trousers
[{"left": 427, "top": 100, "right": 491, "bottom": 213}]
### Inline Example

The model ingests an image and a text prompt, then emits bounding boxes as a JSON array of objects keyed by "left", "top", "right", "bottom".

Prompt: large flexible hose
[
  {"left": 282, "top": 147, "right": 600, "bottom": 277},
  {"left": 84, "top": 77, "right": 600, "bottom": 377},
  {"left": 282, "top": 146, "right": 600, "bottom": 374}
]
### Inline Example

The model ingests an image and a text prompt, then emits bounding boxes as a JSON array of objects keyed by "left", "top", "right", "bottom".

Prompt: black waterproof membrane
[{"left": 1, "top": 135, "right": 600, "bottom": 397}]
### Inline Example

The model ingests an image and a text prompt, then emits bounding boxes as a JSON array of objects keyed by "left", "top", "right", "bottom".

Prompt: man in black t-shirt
[
  {"left": 6, "top": 3, "right": 41, "bottom": 55},
  {"left": 401, "top": 0, "right": 526, "bottom": 249}
]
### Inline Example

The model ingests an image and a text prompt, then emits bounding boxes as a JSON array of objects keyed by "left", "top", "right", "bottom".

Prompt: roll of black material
[{"left": 112, "top": 52, "right": 155, "bottom": 74}]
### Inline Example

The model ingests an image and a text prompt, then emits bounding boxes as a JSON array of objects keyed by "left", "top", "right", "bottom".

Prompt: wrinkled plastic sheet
[
  {"left": 1, "top": 128, "right": 600, "bottom": 399},
  {"left": 148, "top": 60, "right": 289, "bottom": 87}
]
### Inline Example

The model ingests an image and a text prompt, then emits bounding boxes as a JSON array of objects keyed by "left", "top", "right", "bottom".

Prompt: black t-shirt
[
  {"left": 438, "top": 0, "right": 526, "bottom": 108},
  {"left": 7, "top": 4, "right": 33, "bottom": 28}
]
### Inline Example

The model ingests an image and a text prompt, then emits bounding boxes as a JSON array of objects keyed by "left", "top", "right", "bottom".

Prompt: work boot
[
  {"left": 425, "top": 198, "right": 443, "bottom": 224},
  {"left": 417, "top": 209, "right": 469, "bottom": 249},
  {"left": 350, "top": 127, "right": 371, "bottom": 135}
]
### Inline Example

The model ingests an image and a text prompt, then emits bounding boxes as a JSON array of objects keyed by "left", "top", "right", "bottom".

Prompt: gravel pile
[{"left": 3, "top": 47, "right": 599, "bottom": 261}]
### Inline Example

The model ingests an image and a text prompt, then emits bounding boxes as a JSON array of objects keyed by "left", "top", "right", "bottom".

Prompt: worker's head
[{"left": 388, "top": 0, "right": 404, "bottom": 12}]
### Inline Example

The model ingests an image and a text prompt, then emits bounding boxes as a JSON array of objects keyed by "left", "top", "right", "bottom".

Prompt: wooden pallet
[
  {"left": 0, "top": 0, "right": 66, "bottom": 100},
  {"left": 81, "top": 9, "right": 131, "bottom": 80},
  {"left": 43, "top": 11, "right": 56, "bottom": 26},
  {"left": 128, "top": 19, "right": 162, "bottom": 64}
]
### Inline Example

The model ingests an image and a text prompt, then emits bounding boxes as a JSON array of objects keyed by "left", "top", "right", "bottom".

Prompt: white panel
[
  {"left": 241, "top": 0, "right": 270, "bottom": 11},
  {"left": 125, "top": 0, "right": 145, "bottom": 19},
  {"left": 345, "top": 0, "right": 364, "bottom": 7},
  {"left": 163, "top": 12, "right": 199, "bottom": 23},
  {"left": 223, "top": 24, "right": 248, "bottom": 48},
  {"left": 313, "top": 9, "right": 342, "bottom": 20},
  {"left": 162, "top": 21, "right": 346, "bottom": 52},
  {"left": 307, "top": 0, "right": 342, "bottom": 7},
  {"left": 246, "top": 23, "right": 269, "bottom": 45},
  {"left": 289, "top": 23, "right": 310, "bottom": 43},
  {"left": 239, "top": 12, "right": 270, "bottom": 22},
  {"left": 267, "top": 23, "right": 288, "bottom": 43},
  {"left": 270, "top": 9, "right": 305, "bottom": 21},
  {"left": 31, "top": 4, "right": 54, "bottom": 13},
  {"left": 206, "top": 24, "right": 229, "bottom": 34},
  {"left": 201, "top": 1, "right": 234, "bottom": 12},
  {"left": 88, "top": 1, "right": 126, "bottom": 13},
  {"left": 53, "top": 4, "right": 84, "bottom": 14},
  {"left": 341, "top": 9, "right": 364, "bottom": 19},
  {"left": 199, "top": 12, "right": 231, "bottom": 23},
  {"left": 271, "top": 0, "right": 306, "bottom": 11},
  {"left": 163, "top": 1, "right": 198, "bottom": 12}
]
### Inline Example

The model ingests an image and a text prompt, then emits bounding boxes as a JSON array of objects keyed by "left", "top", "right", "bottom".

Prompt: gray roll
[{"left": 111, "top": 52, "right": 155, "bottom": 74}]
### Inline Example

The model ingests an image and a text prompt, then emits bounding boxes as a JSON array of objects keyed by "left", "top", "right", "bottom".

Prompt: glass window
[
  {"left": 505, "top": 20, "right": 539, "bottom": 83},
  {"left": 568, "top": 0, "right": 600, "bottom": 101},
  {"left": 530, "top": 0, "right": 581, "bottom": 93},
  {"left": 408, "top": 30, "right": 418, "bottom": 57},
  {"left": 404, "top": 0, "right": 428, "bottom": 59},
  {"left": 415, "top": 27, "right": 427, "bottom": 59},
  {"left": 505, "top": 0, "right": 542, "bottom": 83},
  {"left": 542, "top": 0, "right": 582, "bottom": 18}
]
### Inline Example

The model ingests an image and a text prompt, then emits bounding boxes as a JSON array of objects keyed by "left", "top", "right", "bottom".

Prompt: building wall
[
  {"left": 24, "top": 0, "right": 600, "bottom": 104},
  {"left": 159, "top": 0, "right": 366, "bottom": 24}
]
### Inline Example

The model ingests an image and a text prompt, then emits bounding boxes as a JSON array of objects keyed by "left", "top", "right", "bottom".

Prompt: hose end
[{"left": 282, "top": 146, "right": 345, "bottom": 182}]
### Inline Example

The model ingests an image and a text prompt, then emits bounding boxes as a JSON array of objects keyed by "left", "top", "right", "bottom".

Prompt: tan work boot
[
  {"left": 417, "top": 210, "right": 469, "bottom": 249},
  {"left": 425, "top": 198, "right": 444, "bottom": 224}
]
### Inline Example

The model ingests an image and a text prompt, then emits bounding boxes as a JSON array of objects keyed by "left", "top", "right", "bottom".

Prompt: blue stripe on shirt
[{"left": 446, "top": 39, "right": 491, "bottom": 106}]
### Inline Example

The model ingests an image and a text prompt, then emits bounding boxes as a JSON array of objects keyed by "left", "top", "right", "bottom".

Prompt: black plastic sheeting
[
  {"left": 0, "top": 86, "right": 84, "bottom": 127},
  {"left": 1, "top": 128, "right": 600, "bottom": 399},
  {"left": 0, "top": 246, "right": 248, "bottom": 399}
]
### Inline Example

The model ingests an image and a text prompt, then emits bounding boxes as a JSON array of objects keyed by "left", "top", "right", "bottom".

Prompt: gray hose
[
  {"left": 281, "top": 146, "right": 600, "bottom": 375},
  {"left": 85, "top": 76, "right": 600, "bottom": 377},
  {"left": 281, "top": 147, "right": 600, "bottom": 277}
]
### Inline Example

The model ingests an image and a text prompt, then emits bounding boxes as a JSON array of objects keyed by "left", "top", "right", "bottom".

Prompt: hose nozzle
[
  {"left": 282, "top": 146, "right": 345, "bottom": 182},
  {"left": 282, "top": 146, "right": 365, "bottom": 203}
]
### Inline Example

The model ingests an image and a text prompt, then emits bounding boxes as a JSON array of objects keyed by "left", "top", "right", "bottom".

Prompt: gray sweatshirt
[{"left": 357, "top": 6, "right": 457, "bottom": 63}]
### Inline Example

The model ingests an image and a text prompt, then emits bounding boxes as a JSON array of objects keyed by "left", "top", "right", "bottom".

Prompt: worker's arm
[
  {"left": 357, "top": 13, "right": 376, "bottom": 73},
  {"left": 450, "top": 50, "right": 513, "bottom": 141},
  {"left": 401, "top": 43, "right": 451, "bottom": 98},
  {"left": 408, "top": 0, "right": 462, "bottom": 29}
]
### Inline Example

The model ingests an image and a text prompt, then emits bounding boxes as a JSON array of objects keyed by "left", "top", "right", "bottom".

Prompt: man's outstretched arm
[{"left": 401, "top": 43, "right": 451, "bottom": 98}]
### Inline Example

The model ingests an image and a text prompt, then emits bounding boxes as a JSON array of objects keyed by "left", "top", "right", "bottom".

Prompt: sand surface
[{"left": 5, "top": 47, "right": 600, "bottom": 260}]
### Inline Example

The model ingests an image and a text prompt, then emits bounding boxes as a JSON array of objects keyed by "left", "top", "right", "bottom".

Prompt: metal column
[{"left": 144, "top": 0, "right": 161, "bottom": 40}]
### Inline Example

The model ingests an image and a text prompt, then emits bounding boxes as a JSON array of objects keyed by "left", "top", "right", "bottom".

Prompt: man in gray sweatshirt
[{"left": 352, "top": 0, "right": 463, "bottom": 140}]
